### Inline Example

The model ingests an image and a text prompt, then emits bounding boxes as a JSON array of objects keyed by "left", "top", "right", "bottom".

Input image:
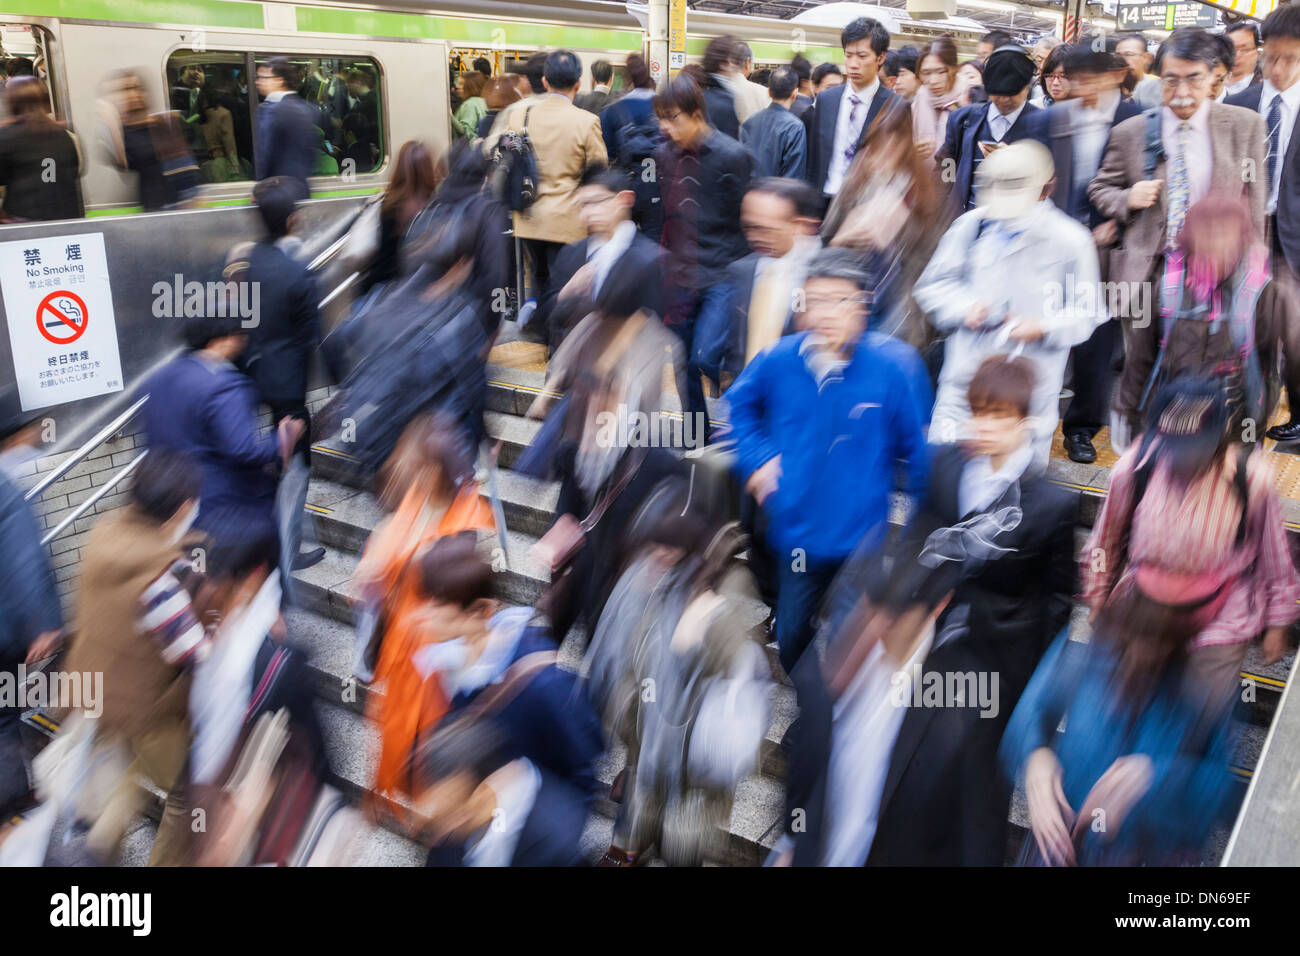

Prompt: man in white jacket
[{"left": 915, "top": 139, "right": 1107, "bottom": 466}]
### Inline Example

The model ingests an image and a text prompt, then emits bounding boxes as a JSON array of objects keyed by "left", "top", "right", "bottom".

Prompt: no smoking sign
[{"left": 37, "top": 290, "right": 89, "bottom": 345}]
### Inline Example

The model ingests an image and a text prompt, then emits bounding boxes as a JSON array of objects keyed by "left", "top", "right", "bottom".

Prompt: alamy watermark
[
  {"left": 594, "top": 404, "right": 708, "bottom": 450},
  {"left": 0, "top": 665, "right": 102, "bottom": 718},
  {"left": 151, "top": 274, "right": 260, "bottom": 327}
]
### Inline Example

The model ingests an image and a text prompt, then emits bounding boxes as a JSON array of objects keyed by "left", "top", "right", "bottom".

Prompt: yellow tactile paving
[{"left": 488, "top": 340, "right": 549, "bottom": 372}]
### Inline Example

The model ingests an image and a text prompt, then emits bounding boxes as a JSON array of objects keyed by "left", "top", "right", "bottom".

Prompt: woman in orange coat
[{"left": 352, "top": 413, "right": 496, "bottom": 803}]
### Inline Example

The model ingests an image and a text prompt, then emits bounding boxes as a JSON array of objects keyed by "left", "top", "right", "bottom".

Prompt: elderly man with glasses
[{"left": 1089, "top": 28, "right": 1266, "bottom": 448}]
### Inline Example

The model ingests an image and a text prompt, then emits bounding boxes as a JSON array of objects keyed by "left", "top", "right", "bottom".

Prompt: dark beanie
[{"left": 982, "top": 45, "right": 1035, "bottom": 96}]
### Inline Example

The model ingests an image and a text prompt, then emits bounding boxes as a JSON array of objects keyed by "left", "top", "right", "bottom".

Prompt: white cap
[{"left": 975, "top": 139, "right": 1054, "bottom": 220}]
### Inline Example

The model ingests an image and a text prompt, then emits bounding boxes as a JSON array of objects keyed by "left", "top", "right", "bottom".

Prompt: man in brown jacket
[
  {"left": 489, "top": 50, "right": 608, "bottom": 344},
  {"left": 1088, "top": 28, "right": 1267, "bottom": 441},
  {"left": 68, "top": 450, "right": 206, "bottom": 865}
]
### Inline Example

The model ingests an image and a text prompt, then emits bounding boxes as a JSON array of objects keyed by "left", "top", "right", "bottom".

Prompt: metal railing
[{"left": 25, "top": 197, "right": 379, "bottom": 547}]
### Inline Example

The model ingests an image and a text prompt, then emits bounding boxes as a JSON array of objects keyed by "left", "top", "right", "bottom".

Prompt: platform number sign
[
  {"left": 1118, "top": 2, "right": 1216, "bottom": 30},
  {"left": 0, "top": 232, "right": 124, "bottom": 411}
]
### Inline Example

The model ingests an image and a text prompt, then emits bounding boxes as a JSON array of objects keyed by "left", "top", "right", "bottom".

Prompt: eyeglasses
[
  {"left": 804, "top": 293, "right": 868, "bottom": 310},
  {"left": 1160, "top": 71, "right": 1209, "bottom": 90}
]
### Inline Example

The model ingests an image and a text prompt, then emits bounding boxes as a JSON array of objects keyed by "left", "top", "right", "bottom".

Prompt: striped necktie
[
  {"left": 1267, "top": 93, "right": 1284, "bottom": 199},
  {"left": 1165, "top": 120, "right": 1190, "bottom": 249},
  {"left": 844, "top": 94, "right": 862, "bottom": 162}
]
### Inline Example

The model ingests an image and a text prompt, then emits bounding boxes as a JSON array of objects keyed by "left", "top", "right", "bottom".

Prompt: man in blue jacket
[
  {"left": 727, "top": 247, "right": 931, "bottom": 673},
  {"left": 0, "top": 396, "right": 63, "bottom": 819},
  {"left": 141, "top": 311, "right": 301, "bottom": 550}
]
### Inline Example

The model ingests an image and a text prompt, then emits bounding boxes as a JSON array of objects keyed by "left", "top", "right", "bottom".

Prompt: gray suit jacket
[{"left": 1087, "top": 102, "right": 1266, "bottom": 298}]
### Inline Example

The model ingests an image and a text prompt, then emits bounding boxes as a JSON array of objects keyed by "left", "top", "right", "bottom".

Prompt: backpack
[
  {"left": 492, "top": 105, "right": 539, "bottom": 212},
  {"left": 614, "top": 116, "right": 665, "bottom": 228}
]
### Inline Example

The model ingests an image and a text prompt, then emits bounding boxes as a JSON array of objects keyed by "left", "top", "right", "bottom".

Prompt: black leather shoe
[
  {"left": 1064, "top": 433, "right": 1097, "bottom": 464},
  {"left": 292, "top": 547, "right": 326, "bottom": 571},
  {"left": 1267, "top": 420, "right": 1300, "bottom": 443}
]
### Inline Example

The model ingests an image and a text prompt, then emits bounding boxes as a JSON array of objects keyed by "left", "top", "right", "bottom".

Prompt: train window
[
  {"left": 165, "top": 51, "right": 385, "bottom": 185},
  {"left": 0, "top": 24, "right": 59, "bottom": 121},
  {"left": 165, "top": 53, "right": 254, "bottom": 184},
  {"left": 254, "top": 54, "right": 385, "bottom": 179}
]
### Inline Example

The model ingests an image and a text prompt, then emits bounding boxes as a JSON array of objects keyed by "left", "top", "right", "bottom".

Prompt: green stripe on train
[
  {"left": 85, "top": 184, "right": 380, "bottom": 216},
  {"left": 296, "top": 6, "right": 643, "bottom": 51},
  {"left": 0, "top": 0, "right": 262, "bottom": 28}
]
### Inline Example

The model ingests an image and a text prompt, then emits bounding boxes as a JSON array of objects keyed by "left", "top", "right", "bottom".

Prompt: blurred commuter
[
  {"left": 541, "top": 165, "right": 664, "bottom": 346},
  {"left": 805, "top": 18, "right": 902, "bottom": 209},
  {"left": 1086, "top": 378, "right": 1300, "bottom": 704},
  {"left": 0, "top": 77, "right": 83, "bottom": 222},
  {"left": 477, "top": 75, "right": 521, "bottom": 139},
  {"left": 1090, "top": 28, "right": 1268, "bottom": 449},
  {"left": 1030, "top": 34, "right": 1062, "bottom": 99},
  {"left": 96, "top": 69, "right": 199, "bottom": 211},
  {"left": 142, "top": 311, "right": 301, "bottom": 549},
  {"left": 1113, "top": 194, "right": 1295, "bottom": 445},
  {"left": 1210, "top": 33, "right": 1235, "bottom": 103},
  {"left": 911, "top": 37, "right": 964, "bottom": 169},
  {"left": 1003, "top": 577, "right": 1239, "bottom": 866},
  {"left": 728, "top": 248, "right": 931, "bottom": 673},
  {"left": 536, "top": 272, "right": 688, "bottom": 641},
  {"left": 654, "top": 72, "right": 753, "bottom": 443},
  {"left": 411, "top": 717, "right": 588, "bottom": 867},
  {"left": 789, "top": 54, "right": 815, "bottom": 117},
  {"left": 958, "top": 60, "right": 986, "bottom": 105},
  {"left": 236, "top": 179, "right": 325, "bottom": 593},
  {"left": 352, "top": 414, "right": 495, "bottom": 803},
  {"left": 67, "top": 450, "right": 203, "bottom": 865},
  {"left": 710, "top": 177, "right": 821, "bottom": 380},
  {"left": 358, "top": 139, "right": 441, "bottom": 295},
  {"left": 741, "top": 66, "right": 808, "bottom": 180},
  {"left": 825, "top": 98, "right": 941, "bottom": 344},
  {"left": 1226, "top": 21, "right": 1263, "bottom": 96},
  {"left": 198, "top": 86, "right": 244, "bottom": 182},
  {"left": 777, "top": 356, "right": 1075, "bottom": 866},
  {"left": 1227, "top": 5, "right": 1300, "bottom": 442},
  {"left": 575, "top": 59, "right": 614, "bottom": 114},
  {"left": 417, "top": 536, "right": 603, "bottom": 800},
  {"left": 490, "top": 50, "right": 608, "bottom": 343},
  {"left": 730, "top": 42, "right": 772, "bottom": 124},
  {"left": 1118, "top": 33, "right": 1162, "bottom": 108},
  {"left": 587, "top": 485, "right": 769, "bottom": 866},
  {"left": 254, "top": 56, "right": 317, "bottom": 192},
  {"left": 600, "top": 54, "right": 663, "bottom": 236},
  {"left": 699, "top": 36, "right": 743, "bottom": 139},
  {"left": 451, "top": 70, "right": 487, "bottom": 141},
  {"left": 0, "top": 394, "right": 63, "bottom": 820},
  {"left": 916, "top": 140, "right": 1105, "bottom": 465},
  {"left": 938, "top": 44, "right": 1040, "bottom": 215},
  {"left": 1027, "top": 39, "right": 1140, "bottom": 464}
]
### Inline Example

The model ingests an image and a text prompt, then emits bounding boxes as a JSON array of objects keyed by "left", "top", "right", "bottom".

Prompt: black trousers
[
  {"left": 522, "top": 238, "right": 564, "bottom": 335},
  {"left": 1063, "top": 317, "right": 1121, "bottom": 440},
  {"left": 1267, "top": 214, "right": 1300, "bottom": 422}
]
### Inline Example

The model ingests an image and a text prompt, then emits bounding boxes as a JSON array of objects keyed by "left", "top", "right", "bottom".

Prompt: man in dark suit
[
  {"left": 804, "top": 17, "right": 903, "bottom": 210},
  {"left": 238, "top": 178, "right": 324, "bottom": 586},
  {"left": 415, "top": 719, "right": 590, "bottom": 867},
  {"left": 789, "top": 54, "right": 815, "bottom": 119},
  {"left": 775, "top": 356, "right": 1075, "bottom": 867},
  {"left": 741, "top": 66, "right": 808, "bottom": 180},
  {"left": 1228, "top": 4, "right": 1300, "bottom": 442},
  {"left": 940, "top": 44, "right": 1041, "bottom": 215},
  {"left": 541, "top": 165, "right": 664, "bottom": 346},
  {"left": 1028, "top": 39, "right": 1140, "bottom": 463},
  {"left": 575, "top": 59, "right": 614, "bottom": 114},
  {"left": 254, "top": 56, "right": 318, "bottom": 192},
  {"left": 141, "top": 311, "right": 301, "bottom": 549}
]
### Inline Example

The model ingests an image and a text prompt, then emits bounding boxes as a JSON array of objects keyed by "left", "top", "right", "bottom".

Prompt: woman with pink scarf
[{"left": 911, "top": 37, "right": 968, "bottom": 168}]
